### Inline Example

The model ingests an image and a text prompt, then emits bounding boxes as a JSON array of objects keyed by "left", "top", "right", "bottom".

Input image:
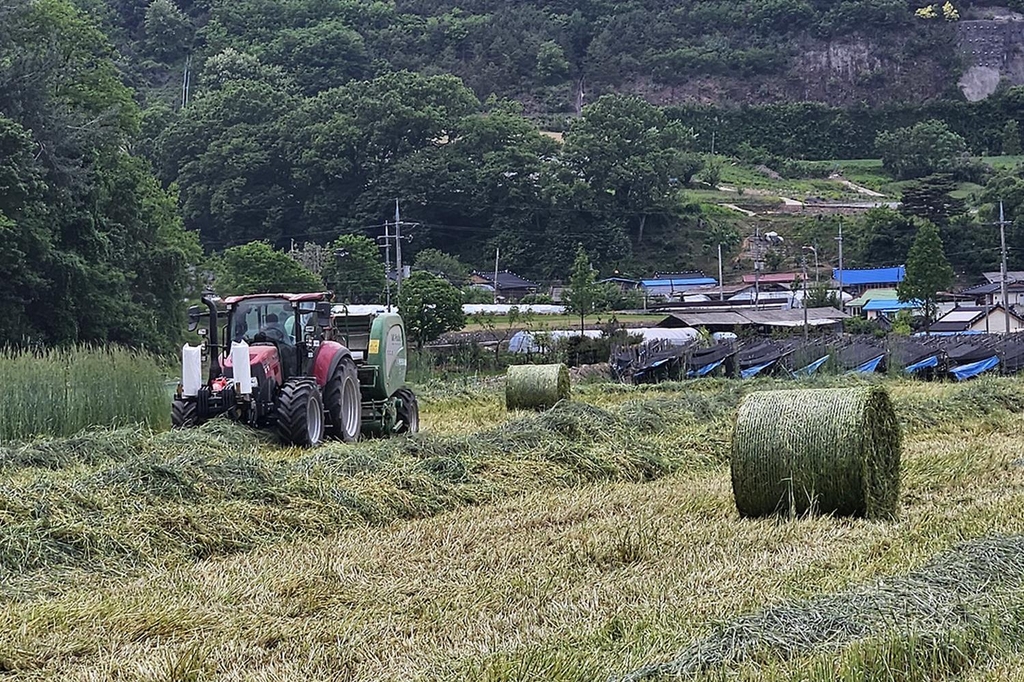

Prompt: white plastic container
[
  {"left": 231, "top": 341, "right": 253, "bottom": 395},
  {"left": 181, "top": 345, "right": 202, "bottom": 397}
]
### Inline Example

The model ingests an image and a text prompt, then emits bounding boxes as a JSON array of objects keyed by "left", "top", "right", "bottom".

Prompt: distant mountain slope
[{"left": 77, "top": 0, "right": 1009, "bottom": 112}]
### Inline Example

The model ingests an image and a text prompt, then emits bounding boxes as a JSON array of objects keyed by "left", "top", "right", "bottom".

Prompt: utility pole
[
  {"left": 493, "top": 247, "right": 500, "bottom": 305},
  {"left": 718, "top": 243, "right": 724, "bottom": 302},
  {"left": 377, "top": 220, "right": 392, "bottom": 310},
  {"left": 394, "top": 199, "right": 403, "bottom": 296},
  {"left": 836, "top": 218, "right": 845, "bottom": 313},
  {"left": 752, "top": 225, "right": 764, "bottom": 310},
  {"left": 999, "top": 200, "right": 1011, "bottom": 334},
  {"left": 801, "top": 253, "right": 809, "bottom": 341}
]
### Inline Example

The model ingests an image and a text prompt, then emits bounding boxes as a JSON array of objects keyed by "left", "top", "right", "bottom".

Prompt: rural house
[
  {"left": 469, "top": 270, "right": 539, "bottom": 302},
  {"left": 928, "top": 304, "right": 1024, "bottom": 334}
]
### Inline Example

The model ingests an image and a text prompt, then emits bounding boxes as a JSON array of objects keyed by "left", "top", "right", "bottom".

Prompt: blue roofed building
[
  {"left": 641, "top": 271, "right": 718, "bottom": 299},
  {"left": 832, "top": 266, "right": 905, "bottom": 296}
]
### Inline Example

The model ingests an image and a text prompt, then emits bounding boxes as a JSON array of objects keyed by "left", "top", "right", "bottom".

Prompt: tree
[
  {"left": 397, "top": 272, "right": 465, "bottom": 349},
  {"left": 1002, "top": 120, "right": 1022, "bottom": 156},
  {"left": 144, "top": 0, "right": 192, "bottom": 62},
  {"left": 898, "top": 221, "right": 953, "bottom": 330},
  {"left": 0, "top": 0, "right": 199, "bottom": 352},
  {"left": 899, "top": 175, "right": 966, "bottom": 227},
  {"left": 319, "top": 234, "right": 386, "bottom": 304},
  {"left": 413, "top": 249, "right": 471, "bottom": 284},
  {"left": 849, "top": 207, "right": 919, "bottom": 267},
  {"left": 536, "top": 40, "right": 570, "bottom": 84},
  {"left": 875, "top": 120, "right": 970, "bottom": 180},
  {"left": 215, "top": 241, "right": 323, "bottom": 295},
  {"left": 564, "top": 245, "right": 609, "bottom": 334},
  {"left": 563, "top": 95, "right": 696, "bottom": 245}
]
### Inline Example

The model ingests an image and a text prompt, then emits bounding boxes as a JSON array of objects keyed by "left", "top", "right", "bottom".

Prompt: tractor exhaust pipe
[{"left": 201, "top": 293, "right": 221, "bottom": 381}]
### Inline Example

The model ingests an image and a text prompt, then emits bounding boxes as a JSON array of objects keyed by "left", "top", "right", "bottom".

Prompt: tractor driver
[{"left": 259, "top": 313, "right": 291, "bottom": 344}]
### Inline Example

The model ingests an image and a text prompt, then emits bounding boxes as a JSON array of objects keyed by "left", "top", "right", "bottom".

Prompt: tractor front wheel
[
  {"left": 324, "top": 356, "right": 361, "bottom": 442},
  {"left": 171, "top": 398, "right": 198, "bottom": 429},
  {"left": 394, "top": 388, "right": 419, "bottom": 434},
  {"left": 276, "top": 378, "right": 324, "bottom": 447}
]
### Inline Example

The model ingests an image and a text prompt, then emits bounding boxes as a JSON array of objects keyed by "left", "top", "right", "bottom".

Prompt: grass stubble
[{"left": 0, "top": 376, "right": 1021, "bottom": 680}]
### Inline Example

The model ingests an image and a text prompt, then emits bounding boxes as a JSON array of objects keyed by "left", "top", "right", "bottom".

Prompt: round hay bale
[
  {"left": 505, "top": 364, "right": 571, "bottom": 411},
  {"left": 730, "top": 386, "right": 901, "bottom": 519}
]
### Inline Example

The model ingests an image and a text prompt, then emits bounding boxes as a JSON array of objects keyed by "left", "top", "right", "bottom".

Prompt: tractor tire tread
[{"left": 276, "top": 378, "right": 323, "bottom": 447}]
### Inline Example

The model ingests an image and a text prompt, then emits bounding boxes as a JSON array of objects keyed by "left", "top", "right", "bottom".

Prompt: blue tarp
[
  {"left": 863, "top": 298, "right": 921, "bottom": 312},
  {"left": 740, "top": 359, "right": 777, "bottom": 379},
  {"left": 950, "top": 356, "right": 999, "bottom": 381},
  {"left": 848, "top": 354, "right": 885, "bottom": 374},
  {"left": 792, "top": 355, "right": 830, "bottom": 377},
  {"left": 904, "top": 355, "right": 939, "bottom": 374},
  {"left": 832, "top": 266, "right": 905, "bottom": 286},
  {"left": 687, "top": 358, "right": 724, "bottom": 378}
]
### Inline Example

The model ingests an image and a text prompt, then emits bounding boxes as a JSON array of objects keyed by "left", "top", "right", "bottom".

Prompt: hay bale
[
  {"left": 730, "top": 386, "right": 900, "bottom": 519},
  {"left": 505, "top": 364, "right": 570, "bottom": 411}
]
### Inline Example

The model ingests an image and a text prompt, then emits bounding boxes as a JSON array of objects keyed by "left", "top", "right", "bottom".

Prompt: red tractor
[{"left": 172, "top": 292, "right": 365, "bottom": 446}]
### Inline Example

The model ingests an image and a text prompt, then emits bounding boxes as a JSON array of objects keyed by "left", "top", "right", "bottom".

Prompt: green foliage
[
  {"left": 899, "top": 175, "right": 966, "bottom": 227},
  {"left": 804, "top": 284, "right": 840, "bottom": 309},
  {"left": 143, "top": 0, "right": 192, "bottom": 62},
  {"left": 413, "top": 249, "right": 470, "bottom": 285},
  {"left": 564, "top": 245, "right": 607, "bottom": 333},
  {"left": 849, "top": 207, "right": 920, "bottom": 267},
  {"left": 875, "top": 119, "right": 969, "bottom": 181},
  {"left": 396, "top": 272, "right": 465, "bottom": 349},
  {"left": 215, "top": 242, "right": 323, "bottom": 296},
  {"left": 0, "top": 0, "right": 199, "bottom": 353},
  {"left": 899, "top": 221, "right": 953, "bottom": 327},
  {"left": 1002, "top": 120, "right": 1022, "bottom": 156},
  {"left": 321, "top": 234, "right": 386, "bottom": 304}
]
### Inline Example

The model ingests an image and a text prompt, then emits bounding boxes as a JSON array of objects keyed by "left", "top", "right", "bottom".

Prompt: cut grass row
[{"left": 0, "top": 376, "right": 1022, "bottom": 679}]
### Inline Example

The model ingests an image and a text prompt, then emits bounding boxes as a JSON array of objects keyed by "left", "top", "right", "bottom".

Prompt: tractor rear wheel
[
  {"left": 171, "top": 398, "right": 198, "bottom": 429},
  {"left": 324, "top": 356, "right": 361, "bottom": 442},
  {"left": 276, "top": 378, "right": 324, "bottom": 447},
  {"left": 394, "top": 387, "right": 419, "bottom": 434}
]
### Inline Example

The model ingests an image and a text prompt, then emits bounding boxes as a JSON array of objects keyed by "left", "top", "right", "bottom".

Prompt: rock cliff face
[
  {"left": 609, "top": 35, "right": 956, "bottom": 107},
  {"left": 957, "top": 15, "right": 1024, "bottom": 100}
]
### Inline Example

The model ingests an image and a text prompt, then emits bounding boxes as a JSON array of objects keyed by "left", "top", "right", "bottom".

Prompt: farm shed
[{"left": 832, "top": 266, "right": 905, "bottom": 296}]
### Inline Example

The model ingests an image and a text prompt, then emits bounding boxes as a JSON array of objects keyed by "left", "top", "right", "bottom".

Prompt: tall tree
[
  {"left": 898, "top": 221, "right": 953, "bottom": 330},
  {"left": 215, "top": 241, "right": 323, "bottom": 295},
  {"left": 321, "top": 234, "right": 386, "bottom": 304},
  {"left": 396, "top": 272, "right": 465, "bottom": 349},
  {"left": 564, "top": 244, "right": 608, "bottom": 334}
]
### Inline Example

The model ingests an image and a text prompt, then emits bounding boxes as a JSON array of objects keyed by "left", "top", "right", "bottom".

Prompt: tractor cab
[{"left": 222, "top": 293, "right": 332, "bottom": 380}]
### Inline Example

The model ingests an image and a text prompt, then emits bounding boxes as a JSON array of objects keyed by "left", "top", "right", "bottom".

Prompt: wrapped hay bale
[
  {"left": 730, "top": 386, "right": 901, "bottom": 519},
  {"left": 505, "top": 364, "right": 570, "bottom": 411}
]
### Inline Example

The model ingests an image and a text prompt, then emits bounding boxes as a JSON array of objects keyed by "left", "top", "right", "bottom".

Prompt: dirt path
[{"left": 834, "top": 177, "right": 885, "bottom": 197}]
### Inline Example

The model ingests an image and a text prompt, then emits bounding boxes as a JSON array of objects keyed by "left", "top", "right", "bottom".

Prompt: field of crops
[{"left": 0, "top": 374, "right": 1023, "bottom": 680}]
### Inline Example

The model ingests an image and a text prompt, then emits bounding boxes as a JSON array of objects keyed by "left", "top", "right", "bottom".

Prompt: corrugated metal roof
[
  {"left": 741, "top": 272, "right": 802, "bottom": 284},
  {"left": 660, "top": 308, "right": 849, "bottom": 329},
  {"left": 847, "top": 288, "right": 899, "bottom": 307},
  {"left": 833, "top": 266, "right": 905, "bottom": 286},
  {"left": 862, "top": 299, "right": 921, "bottom": 312},
  {"left": 640, "top": 277, "right": 719, "bottom": 288}
]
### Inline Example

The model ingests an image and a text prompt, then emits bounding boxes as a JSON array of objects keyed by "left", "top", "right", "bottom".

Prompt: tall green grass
[{"left": 0, "top": 345, "right": 169, "bottom": 442}]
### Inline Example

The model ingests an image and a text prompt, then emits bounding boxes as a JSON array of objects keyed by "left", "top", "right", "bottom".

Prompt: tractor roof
[{"left": 222, "top": 292, "right": 330, "bottom": 305}]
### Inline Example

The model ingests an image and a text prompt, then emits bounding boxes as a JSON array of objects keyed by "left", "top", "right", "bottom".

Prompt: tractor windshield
[{"left": 231, "top": 298, "right": 296, "bottom": 345}]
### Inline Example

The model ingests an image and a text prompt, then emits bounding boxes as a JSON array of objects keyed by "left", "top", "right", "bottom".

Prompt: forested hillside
[{"left": 6, "top": 0, "right": 1024, "bottom": 349}]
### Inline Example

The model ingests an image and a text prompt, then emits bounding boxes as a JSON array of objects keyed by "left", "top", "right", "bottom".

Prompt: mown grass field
[{"left": 1, "top": 375, "right": 1023, "bottom": 680}]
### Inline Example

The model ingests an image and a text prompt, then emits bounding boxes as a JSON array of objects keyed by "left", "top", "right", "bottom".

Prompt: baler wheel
[{"left": 394, "top": 388, "right": 419, "bottom": 434}]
